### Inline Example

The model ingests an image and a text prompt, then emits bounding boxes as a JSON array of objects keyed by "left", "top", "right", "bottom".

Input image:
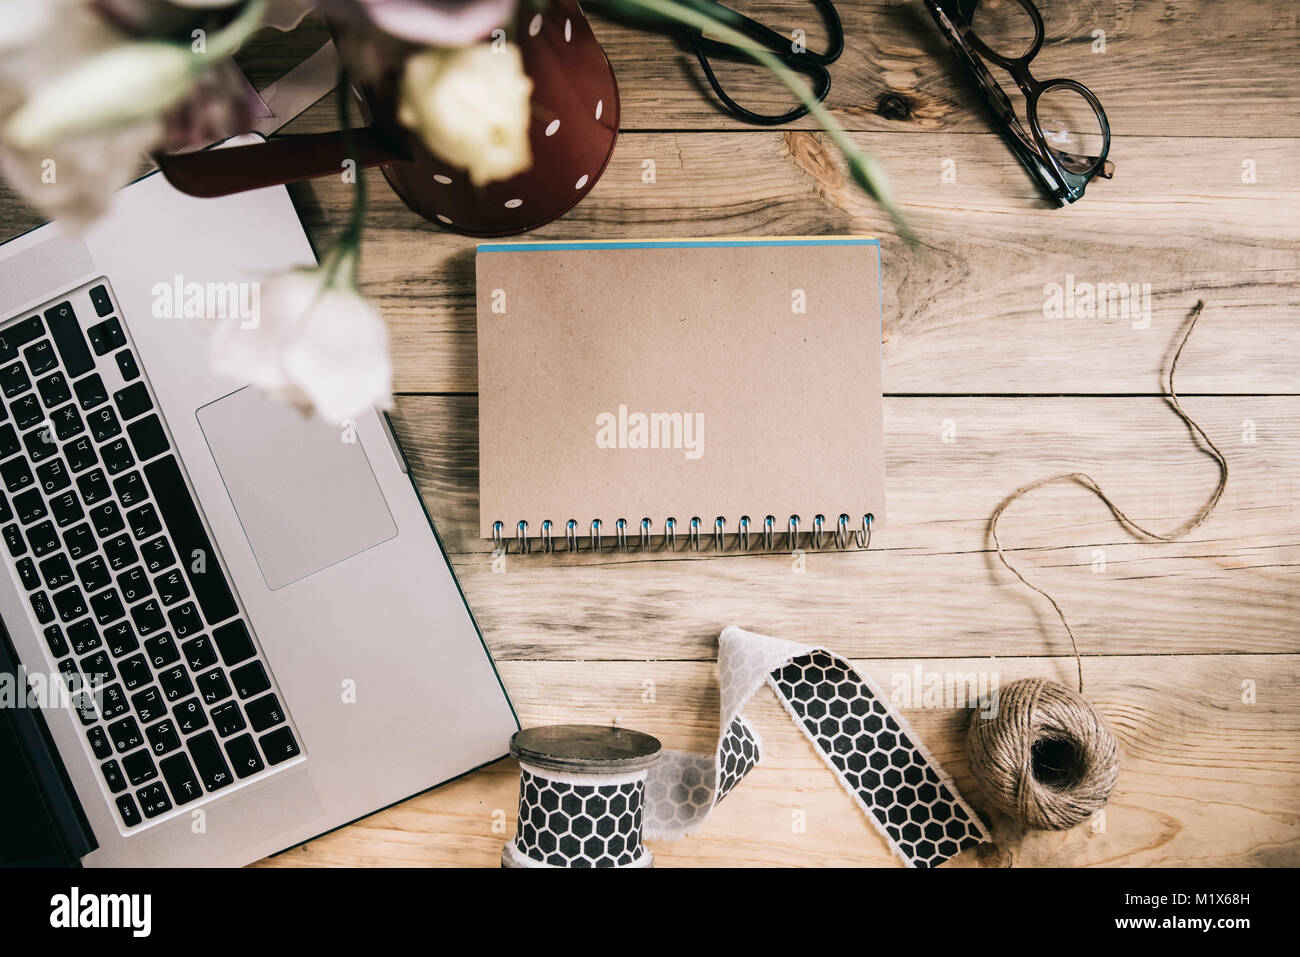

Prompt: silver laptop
[{"left": 0, "top": 167, "right": 517, "bottom": 866}]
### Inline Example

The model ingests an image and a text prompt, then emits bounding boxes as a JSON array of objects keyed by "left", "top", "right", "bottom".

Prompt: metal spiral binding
[{"left": 492, "top": 513, "right": 874, "bottom": 555}]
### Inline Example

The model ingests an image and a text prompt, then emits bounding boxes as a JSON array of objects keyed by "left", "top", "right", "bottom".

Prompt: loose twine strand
[{"left": 989, "top": 301, "right": 1228, "bottom": 694}]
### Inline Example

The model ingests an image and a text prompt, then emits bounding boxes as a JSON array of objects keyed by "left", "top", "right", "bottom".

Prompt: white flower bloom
[
  {"left": 397, "top": 43, "right": 532, "bottom": 187},
  {"left": 210, "top": 258, "right": 394, "bottom": 424},
  {"left": 3, "top": 41, "right": 198, "bottom": 150}
]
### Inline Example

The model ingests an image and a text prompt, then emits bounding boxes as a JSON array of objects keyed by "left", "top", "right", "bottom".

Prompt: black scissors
[{"left": 687, "top": 0, "right": 845, "bottom": 125}]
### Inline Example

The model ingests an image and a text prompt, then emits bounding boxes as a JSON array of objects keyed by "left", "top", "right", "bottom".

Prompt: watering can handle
[{"left": 155, "top": 127, "right": 410, "bottom": 198}]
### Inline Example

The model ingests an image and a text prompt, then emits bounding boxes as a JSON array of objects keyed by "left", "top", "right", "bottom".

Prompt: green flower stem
[
  {"left": 594, "top": 0, "right": 912, "bottom": 239},
  {"left": 327, "top": 67, "right": 367, "bottom": 289}
]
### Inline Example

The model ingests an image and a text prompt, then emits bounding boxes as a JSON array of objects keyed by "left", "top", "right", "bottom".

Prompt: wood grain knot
[{"left": 876, "top": 92, "right": 913, "bottom": 121}]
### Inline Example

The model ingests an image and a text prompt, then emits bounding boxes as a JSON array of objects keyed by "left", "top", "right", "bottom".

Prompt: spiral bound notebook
[{"left": 476, "top": 236, "right": 885, "bottom": 553}]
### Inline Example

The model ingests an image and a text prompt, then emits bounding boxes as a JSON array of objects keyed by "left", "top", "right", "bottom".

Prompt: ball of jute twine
[{"left": 969, "top": 301, "right": 1226, "bottom": 830}]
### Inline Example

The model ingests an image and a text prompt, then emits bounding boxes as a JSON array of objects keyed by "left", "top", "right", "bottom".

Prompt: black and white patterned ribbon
[
  {"left": 644, "top": 627, "right": 990, "bottom": 868},
  {"left": 505, "top": 764, "right": 653, "bottom": 868}
]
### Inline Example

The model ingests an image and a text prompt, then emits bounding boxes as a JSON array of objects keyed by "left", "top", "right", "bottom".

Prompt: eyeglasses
[
  {"left": 924, "top": 0, "right": 1113, "bottom": 204},
  {"left": 687, "top": 0, "right": 844, "bottom": 126}
]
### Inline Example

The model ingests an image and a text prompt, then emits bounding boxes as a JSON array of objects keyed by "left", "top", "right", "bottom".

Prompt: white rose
[
  {"left": 210, "top": 257, "right": 394, "bottom": 424},
  {"left": 397, "top": 43, "right": 533, "bottom": 187}
]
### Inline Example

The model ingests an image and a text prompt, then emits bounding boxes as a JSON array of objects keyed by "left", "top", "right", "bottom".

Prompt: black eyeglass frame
[
  {"left": 925, "top": 0, "right": 1113, "bottom": 204},
  {"left": 688, "top": 0, "right": 845, "bottom": 126}
]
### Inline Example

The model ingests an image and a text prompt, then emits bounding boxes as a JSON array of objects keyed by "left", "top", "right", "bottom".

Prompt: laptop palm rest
[{"left": 197, "top": 387, "right": 397, "bottom": 589}]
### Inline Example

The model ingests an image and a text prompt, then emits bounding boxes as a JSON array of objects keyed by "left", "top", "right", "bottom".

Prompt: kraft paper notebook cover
[{"left": 475, "top": 237, "right": 885, "bottom": 551}]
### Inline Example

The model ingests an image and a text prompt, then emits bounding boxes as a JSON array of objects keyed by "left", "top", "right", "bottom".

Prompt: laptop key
[
  {"left": 140, "top": 535, "right": 174, "bottom": 574},
  {"left": 1, "top": 315, "right": 44, "bottom": 355},
  {"left": 127, "top": 503, "right": 161, "bottom": 540},
  {"left": 114, "top": 382, "right": 153, "bottom": 421},
  {"left": 80, "top": 650, "right": 114, "bottom": 684},
  {"left": 103, "top": 621, "right": 138, "bottom": 658},
  {"left": 225, "top": 733, "right": 264, "bottom": 779},
  {"left": 23, "top": 339, "right": 58, "bottom": 376},
  {"left": 16, "top": 557, "right": 39, "bottom": 590},
  {"left": 245, "top": 693, "right": 286, "bottom": 732},
  {"left": 37, "top": 371, "right": 71, "bottom": 408},
  {"left": 122, "top": 747, "right": 156, "bottom": 786},
  {"left": 131, "top": 686, "right": 166, "bottom": 725},
  {"left": 260, "top": 726, "right": 300, "bottom": 766},
  {"left": 118, "top": 655, "right": 151, "bottom": 692},
  {"left": 10, "top": 394, "right": 41, "bottom": 430},
  {"left": 210, "top": 701, "right": 246, "bottom": 737},
  {"left": 104, "top": 533, "right": 136, "bottom": 570},
  {"left": 52, "top": 584, "right": 87, "bottom": 622},
  {"left": 91, "top": 500, "right": 124, "bottom": 536},
  {"left": 50, "top": 491, "right": 83, "bottom": 528},
  {"left": 89, "top": 406, "right": 121, "bottom": 442},
  {"left": 172, "top": 696, "right": 208, "bottom": 735},
  {"left": 64, "top": 435, "right": 96, "bottom": 472},
  {"left": 116, "top": 349, "right": 140, "bottom": 382},
  {"left": 87, "top": 317, "right": 126, "bottom": 356},
  {"left": 52, "top": 402, "right": 84, "bottom": 440},
  {"left": 0, "top": 362, "right": 30, "bottom": 397},
  {"left": 168, "top": 601, "right": 200, "bottom": 637},
  {"left": 87, "top": 726, "right": 112, "bottom": 760},
  {"left": 101, "top": 759, "right": 127, "bottom": 794},
  {"left": 144, "top": 632, "right": 179, "bottom": 668},
  {"left": 90, "top": 588, "right": 125, "bottom": 625},
  {"left": 89, "top": 285, "right": 114, "bottom": 317},
  {"left": 67, "top": 619, "right": 100, "bottom": 655},
  {"left": 157, "top": 569, "right": 190, "bottom": 607},
  {"left": 43, "top": 623, "right": 68, "bottom": 657},
  {"left": 63, "top": 523, "right": 95, "bottom": 561},
  {"left": 231, "top": 660, "right": 270, "bottom": 700},
  {"left": 76, "top": 468, "right": 109, "bottom": 506},
  {"left": 22, "top": 424, "right": 56, "bottom": 462},
  {"left": 36, "top": 459, "right": 70, "bottom": 495},
  {"left": 100, "top": 684, "right": 129, "bottom": 719},
  {"left": 145, "top": 718, "right": 181, "bottom": 756},
  {"left": 188, "top": 731, "right": 233, "bottom": 792},
  {"left": 158, "top": 665, "right": 193, "bottom": 702},
  {"left": 113, "top": 470, "right": 145, "bottom": 507},
  {"left": 109, "top": 716, "right": 143, "bottom": 753},
  {"left": 1, "top": 457, "right": 33, "bottom": 492},
  {"left": 28, "top": 589, "right": 53, "bottom": 623},
  {"left": 143, "top": 457, "right": 237, "bottom": 625},
  {"left": 74, "top": 373, "right": 108, "bottom": 410},
  {"left": 46, "top": 301, "right": 95, "bottom": 377},
  {"left": 197, "top": 668, "right": 232, "bottom": 705},
  {"left": 116, "top": 566, "right": 149, "bottom": 604},
  {"left": 181, "top": 634, "right": 215, "bottom": 671},
  {"left": 39, "top": 553, "right": 73, "bottom": 589},
  {"left": 115, "top": 793, "right": 141, "bottom": 828},
  {"left": 102, "top": 438, "right": 134, "bottom": 475},
  {"left": 136, "top": 782, "right": 172, "bottom": 819},
  {"left": 14, "top": 488, "right": 45, "bottom": 524},
  {"left": 26, "top": 520, "right": 58, "bottom": 556},
  {"left": 3, "top": 522, "right": 25, "bottom": 556},
  {"left": 126, "top": 415, "right": 168, "bottom": 462},
  {"left": 0, "top": 423, "right": 17, "bottom": 458},
  {"left": 131, "top": 598, "right": 165, "bottom": 635},
  {"left": 159, "top": 752, "right": 202, "bottom": 805}
]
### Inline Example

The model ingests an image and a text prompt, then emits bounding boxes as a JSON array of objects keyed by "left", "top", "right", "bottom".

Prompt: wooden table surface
[{"left": 5, "top": 1, "right": 1298, "bottom": 867}]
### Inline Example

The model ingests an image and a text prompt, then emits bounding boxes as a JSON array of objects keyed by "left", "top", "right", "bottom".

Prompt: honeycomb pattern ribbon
[{"left": 644, "top": 626, "right": 990, "bottom": 867}]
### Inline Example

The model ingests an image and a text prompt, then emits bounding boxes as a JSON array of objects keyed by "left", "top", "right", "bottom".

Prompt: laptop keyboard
[{"left": 1, "top": 278, "right": 302, "bottom": 833}]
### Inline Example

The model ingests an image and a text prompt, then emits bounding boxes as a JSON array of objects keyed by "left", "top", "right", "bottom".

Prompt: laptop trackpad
[{"left": 197, "top": 387, "right": 397, "bottom": 589}]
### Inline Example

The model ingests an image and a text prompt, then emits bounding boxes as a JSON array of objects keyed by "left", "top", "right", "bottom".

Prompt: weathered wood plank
[
  {"left": 387, "top": 394, "right": 1300, "bottom": 660},
  {"left": 2, "top": 135, "right": 1294, "bottom": 396},
  {"left": 252, "top": 654, "right": 1300, "bottom": 868},
  {"left": 242, "top": 2, "right": 1300, "bottom": 137},
  {"left": 289, "top": 131, "right": 1298, "bottom": 394}
]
